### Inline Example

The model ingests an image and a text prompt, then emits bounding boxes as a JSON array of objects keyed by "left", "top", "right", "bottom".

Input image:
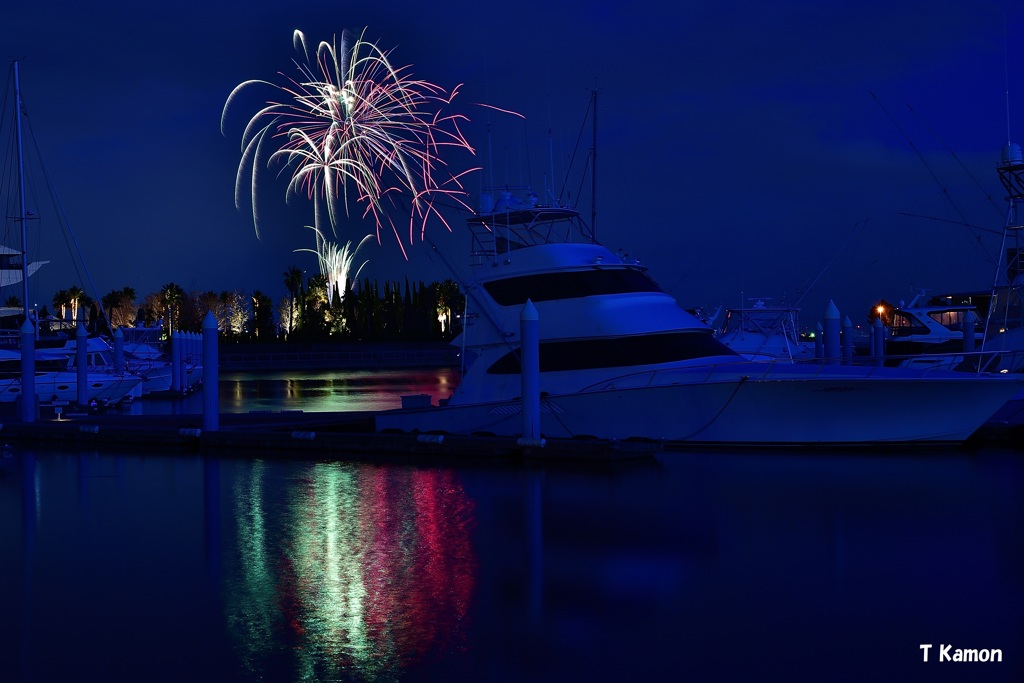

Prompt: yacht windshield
[{"left": 483, "top": 268, "right": 660, "bottom": 306}]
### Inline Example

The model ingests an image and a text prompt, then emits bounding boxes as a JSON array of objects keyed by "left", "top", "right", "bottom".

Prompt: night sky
[{"left": 3, "top": 0, "right": 1023, "bottom": 326}]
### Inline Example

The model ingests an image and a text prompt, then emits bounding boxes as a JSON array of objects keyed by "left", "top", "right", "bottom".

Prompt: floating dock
[
  {"left": 0, "top": 410, "right": 661, "bottom": 463},
  {"left": 2, "top": 393, "right": 1021, "bottom": 460}
]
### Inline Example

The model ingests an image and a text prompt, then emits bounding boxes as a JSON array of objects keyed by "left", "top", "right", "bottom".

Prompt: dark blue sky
[{"left": 3, "top": 0, "right": 1023, "bottom": 324}]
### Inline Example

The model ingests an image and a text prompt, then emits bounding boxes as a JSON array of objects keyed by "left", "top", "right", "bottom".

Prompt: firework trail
[{"left": 222, "top": 28, "right": 478, "bottom": 257}]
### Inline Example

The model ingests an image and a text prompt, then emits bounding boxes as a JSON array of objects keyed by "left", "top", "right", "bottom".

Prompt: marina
[
  {"left": 1, "top": 395, "right": 1022, "bottom": 681},
  {"left": 373, "top": 190, "right": 1024, "bottom": 446},
  {"left": 1, "top": 365, "right": 1021, "bottom": 457},
  {"left": 2, "top": 42, "right": 1023, "bottom": 682}
]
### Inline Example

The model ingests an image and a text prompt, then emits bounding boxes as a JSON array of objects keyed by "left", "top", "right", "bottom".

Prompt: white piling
[
  {"left": 202, "top": 311, "right": 219, "bottom": 431},
  {"left": 76, "top": 323, "right": 88, "bottom": 408},
  {"left": 20, "top": 319, "right": 35, "bottom": 422},
  {"left": 814, "top": 322, "right": 824, "bottom": 359},
  {"left": 521, "top": 299, "right": 540, "bottom": 440},
  {"left": 963, "top": 317, "right": 975, "bottom": 353},
  {"left": 872, "top": 317, "right": 885, "bottom": 366},
  {"left": 171, "top": 331, "right": 182, "bottom": 394},
  {"left": 824, "top": 301, "right": 841, "bottom": 363},
  {"left": 112, "top": 327, "right": 125, "bottom": 373}
]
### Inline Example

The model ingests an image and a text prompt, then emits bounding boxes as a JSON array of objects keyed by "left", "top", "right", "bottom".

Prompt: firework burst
[
  {"left": 222, "top": 28, "right": 478, "bottom": 257},
  {"left": 297, "top": 227, "right": 373, "bottom": 305}
]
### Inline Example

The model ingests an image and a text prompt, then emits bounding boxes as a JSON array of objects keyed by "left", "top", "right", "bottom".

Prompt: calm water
[
  {"left": 2, "top": 374, "right": 1023, "bottom": 682},
  {"left": 122, "top": 368, "right": 461, "bottom": 415}
]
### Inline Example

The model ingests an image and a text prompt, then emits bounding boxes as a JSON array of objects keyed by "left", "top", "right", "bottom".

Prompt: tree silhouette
[
  {"left": 160, "top": 282, "right": 186, "bottom": 334},
  {"left": 283, "top": 265, "right": 303, "bottom": 335}
]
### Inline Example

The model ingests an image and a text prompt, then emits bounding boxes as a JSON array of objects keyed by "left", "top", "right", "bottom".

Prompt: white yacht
[
  {"left": 715, "top": 300, "right": 817, "bottom": 362},
  {"left": 33, "top": 335, "right": 144, "bottom": 404},
  {"left": 119, "top": 326, "right": 202, "bottom": 395},
  {"left": 880, "top": 291, "right": 987, "bottom": 370},
  {"left": 376, "top": 196, "right": 1024, "bottom": 445},
  {"left": 0, "top": 347, "right": 141, "bottom": 407}
]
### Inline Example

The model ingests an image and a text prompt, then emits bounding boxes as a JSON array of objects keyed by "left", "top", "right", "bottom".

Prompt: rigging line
[
  {"left": 870, "top": 91, "right": 996, "bottom": 267},
  {"left": 542, "top": 396, "right": 575, "bottom": 438},
  {"left": 897, "top": 212, "right": 1003, "bottom": 235},
  {"left": 24, "top": 116, "right": 111, "bottom": 330},
  {"left": 676, "top": 374, "right": 749, "bottom": 441},
  {"left": 789, "top": 219, "right": 868, "bottom": 308},
  {"left": 906, "top": 103, "right": 1004, "bottom": 220},
  {"left": 556, "top": 93, "right": 593, "bottom": 204},
  {"left": 424, "top": 234, "right": 520, "bottom": 358},
  {"left": 572, "top": 155, "right": 591, "bottom": 213}
]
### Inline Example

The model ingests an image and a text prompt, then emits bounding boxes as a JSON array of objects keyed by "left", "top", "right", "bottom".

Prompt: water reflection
[
  {"left": 221, "top": 368, "right": 458, "bottom": 414},
  {"left": 226, "top": 462, "right": 476, "bottom": 682},
  {"left": 124, "top": 368, "right": 459, "bottom": 415},
  {"left": 3, "top": 441, "right": 1022, "bottom": 681}
]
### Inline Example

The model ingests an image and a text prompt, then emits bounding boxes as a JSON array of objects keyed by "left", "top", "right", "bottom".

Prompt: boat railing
[
  {"left": 577, "top": 349, "right": 1024, "bottom": 392},
  {"left": 853, "top": 348, "right": 1024, "bottom": 374},
  {"left": 465, "top": 193, "right": 593, "bottom": 266}
]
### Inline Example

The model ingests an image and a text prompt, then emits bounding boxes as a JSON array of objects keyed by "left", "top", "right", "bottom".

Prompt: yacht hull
[
  {"left": 377, "top": 368, "right": 1024, "bottom": 445},
  {"left": 0, "top": 372, "right": 142, "bottom": 406}
]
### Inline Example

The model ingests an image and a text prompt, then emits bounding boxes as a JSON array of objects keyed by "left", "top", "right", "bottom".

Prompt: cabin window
[
  {"left": 486, "top": 330, "right": 737, "bottom": 374},
  {"left": 890, "top": 311, "right": 929, "bottom": 338},
  {"left": 927, "top": 309, "right": 981, "bottom": 333},
  {"left": 483, "top": 267, "right": 661, "bottom": 306}
]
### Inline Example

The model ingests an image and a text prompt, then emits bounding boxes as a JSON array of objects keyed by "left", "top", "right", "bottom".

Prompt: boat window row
[
  {"left": 890, "top": 309, "right": 983, "bottom": 338},
  {"left": 927, "top": 309, "right": 982, "bottom": 332},
  {"left": 483, "top": 267, "right": 661, "bottom": 306},
  {"left": 486, "top": 331, "right": 736, "bottom": 374}
]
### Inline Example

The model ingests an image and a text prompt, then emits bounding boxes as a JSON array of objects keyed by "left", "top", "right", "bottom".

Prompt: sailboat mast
[{"left": 13, "top": 61, "right": 30, "bottom": 321}]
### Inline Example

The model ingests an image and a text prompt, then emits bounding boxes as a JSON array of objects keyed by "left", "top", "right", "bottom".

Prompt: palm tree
[
  {"left": 102, "top": 287, "right": 137, "bottom": 329},
  {"left": 251, "top": 290, "right": 275, "bottom": 339},
  {"left": 52, "top": 289, "right": 71, "bottom": 320},
  {"left": 161, "top": 282, "right": 185, "bottom": 334},
  {"left": 435, "top": 279, "right": 462, "bottom": 335},
  {"left": 66, "top": 285, "right": 86, "bottom": 321}
]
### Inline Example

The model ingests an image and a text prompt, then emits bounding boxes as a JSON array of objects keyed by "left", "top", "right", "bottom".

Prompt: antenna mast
[
  {"left": 14, "top": 61, "right": 30, "bottom": 319},
  {"left": 1006, "top": 25, "right": 1012, "bottom": 147},
  {"left": 591, "top": 88, "right": 597, "bottom": 243}
]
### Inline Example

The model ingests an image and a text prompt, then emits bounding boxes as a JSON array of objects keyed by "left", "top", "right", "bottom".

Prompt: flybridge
[{"left": 466, "top": 188, "right": 594, "bottom": 265}]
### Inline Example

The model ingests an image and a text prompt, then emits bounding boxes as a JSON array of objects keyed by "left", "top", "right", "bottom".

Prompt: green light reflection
[{"left": 225, "top": 461, "right": 475, "bottom": 681}]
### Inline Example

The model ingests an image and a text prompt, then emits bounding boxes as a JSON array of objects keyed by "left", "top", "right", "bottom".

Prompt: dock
[
  {"left": 0, "top": 410, "right": 661, "bottom": 463},
  {"left": 1, "top": 394, "right": 1020, "bottom": 460}
]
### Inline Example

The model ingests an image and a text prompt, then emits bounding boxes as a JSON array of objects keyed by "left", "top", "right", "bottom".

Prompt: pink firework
[{"left": 222, "top": 28, "right": 478, "bottom": 257}]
